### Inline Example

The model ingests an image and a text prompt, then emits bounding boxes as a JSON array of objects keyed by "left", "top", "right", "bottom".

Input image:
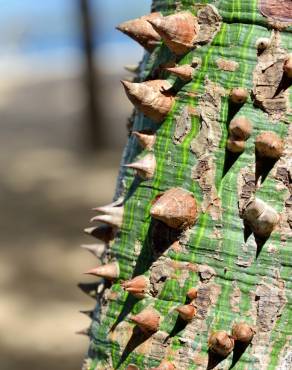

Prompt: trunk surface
[{"left": 82, "top": 1, "right": 292, "bottom": 369}]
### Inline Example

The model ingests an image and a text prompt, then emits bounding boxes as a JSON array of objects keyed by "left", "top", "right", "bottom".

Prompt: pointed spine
[
  {"left": 77, "top": 282, "right": 100, "bottom": 299},
  {"left": 255, "top": 37, "right": 270, "bottom": 52},
  {"left": 121, "top": 275, "right": 150, "bottom": 299},
  {"left": 148, "top": 12, "right": 199, "bottom": 55},
  {"left": 124, "top": 64, "right": 139, "bottom": 74},
  {"left": 229, "top": 116, "right": 252, "bottom": 140},
  {"left": 227, "top": 116, "right": 252, "bottom": 153},
  {"left": 208, "top": 331, "right": 234, "bottom": 357},
  {"left": 84, "top": 262, "right": 120, "bottom": 280},
  {"left": 229, "top": 87, "right": 249, "bottom": 104},
  {"left": 243, "top": 198, "right": 279, "bottom": 237},
  {"left": 164, "top": 64, "right": 194, "bottom": 81},
  {"left": 83, "top": 224, "right": 115, "bottom": 243},
  {"left": 91, "top": 205, "right": 124, "bottom": 228},
  {"left": 80, "top": 310, "right": 94, "bottom": 319},
  {"left": 175, "top": 304, "right": 196, "bottom": 321},
  {"left": 232, "top": 322, "right": 255, "bottom": 343},
  {"left": 283, "top": 54, "right": 292, "bottom": 78},
  {"left": 255, "top": 131, "right": 284, "bottom": 159},
  {"left": 132, "top": 131, "right": 156, "bottom": 150},
  {"left": 150, "top": 187, "right": 198, "bottom": 229},
  {"left": 186, "top": 287, "right": 198, "bottom": 300},
  {"left": 124, "top": 153, "right": 156, "bottom": 180},
  {"left": 80, "top": 243, "right": 105, "bottom": 258},
  {"left": 76, "top": 327, "right": 90, "bottom": 336},
  {"left": 130, "top": 307, "right": 160, "bottom": 333},
  {"left": 226, "top": 138, "right": 246, "bottom": 153},
  {"left": 121, "top": 79, "right": 174, "bottom": 123},
  {"left": 116, "top": 13, "right": 161, "bottom": 52},
  {"left": 123, "top": 75, "right": 135, "bottom": 83}
]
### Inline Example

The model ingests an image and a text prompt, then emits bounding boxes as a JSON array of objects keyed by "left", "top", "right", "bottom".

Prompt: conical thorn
[
  {"left": 84, "top": 262, "right": 120, "bottom": 280},
  {"left": 130, "top": 307, "right": 160, "bottom": 333},
  {"left": 116, "top": 13, "right": 162, "bottom": 52},
  {"left": 80, "top": 243, "right": 105, "bottom": 258},
  {"left": 121, "top": 79, "right": 174, "bottom": 123},
  {"left": 91, "top": 206, "right": 124, "bottom": 228},
  {"left": 83, "top": 224, "right": 116, "bottom": 243},
  {"left": 132, "top": 131, "right": 156, "bottom": 150},
  {"left": 124, "top": 153, "right": 156, "bottom": 180},
  {"left": 148, "top": 12, "right": 199, "bottom": 55}
]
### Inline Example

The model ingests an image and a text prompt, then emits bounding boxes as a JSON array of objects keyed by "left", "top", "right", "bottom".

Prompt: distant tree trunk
[
  {"left": 80, "top": 0, "right": 292, "bottom": 369},
  {"left": 79, "top": 0, "right": 100, "bottom": 149}
]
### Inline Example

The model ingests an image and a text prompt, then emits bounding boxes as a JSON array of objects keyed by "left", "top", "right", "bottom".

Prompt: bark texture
[{"left": 81, "top": 1, "right": 292, "bottom": 369}]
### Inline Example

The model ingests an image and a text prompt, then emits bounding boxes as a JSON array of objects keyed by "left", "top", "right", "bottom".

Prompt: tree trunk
[{"left": 81, "top": 1, "right": 292, "bottom": 369}]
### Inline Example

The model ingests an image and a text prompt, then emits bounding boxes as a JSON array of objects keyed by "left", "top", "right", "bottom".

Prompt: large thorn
[
  {"left": 208, "top": 330, "right": 234, "bottom": 357},
  {"left": 243, "top": 198, "right": 279, "bottom": 238},
  {"left": 255, "top": 37, "right": 270, "bottom": 52},
  {"left": 226, "top": 138, "right": 246, "bottom": 153},
  {"left": 83, "top": 224, "right": 116, "bottom": 243},
  {"left": 231, "top": 322, "right": 255, "bottom": 343},
  {"left": 229, "top": 87, "right": 249, "bottom": 104},
  {"left": 121, "top": 275, "right": 150, "bottom": 299},
  {"left": 84, "top": 262, "right": 120, "bottom": 280},
  {"left": 186, "top": 287, "right": 197, "bottom": 300},
  {"left": 229, "top": 116, "right": 252, "bottom": 141},
  {"left": 175, "top": 304, "right": 196, "bottom": 321},
  {"left": 80, "top": 243, "right": 105, "bottom": 258},
  {"left": 227, "top": 116, "right": 252, "bottom": 154},
  {"left": 121, "top": 79, "right": 174, "bottom": 123},
  {"left": 148, "top": 11, "right": 199, "bottom": 55},
  {"left": 255, "top": 131, "right": 284, "bottom": 159},
  {"left": 164, "top": 64, "right": 194, "bottom": 81},
  {"left": 132, "top": 131, "right": 156, "bottom": 150},
  {"left": 124, "top": 153, "right": 156, "bottom": 180},
  {"left": 130, "top": 307, "right": 160, "bottom": 333},
  {"left": 116, "top": 13, "right": 162, "bottom": 52},
  {"left": 124, "top": 64, "right": 139, "bottom": 74},
  {"left": 91, "top": 206, "right": 124, "bottom": 228},
  {"left": 283, "top": 54, "right": 292, "bottom": 78},
  {"left": 150, "top": 187, "right": 198, "bottom": 229},
  {"left": 76, "top": 327, "right": 90, "bottom": 336},
  {"left": 80, "top": 310, "right": 94, "bottom": 319},
  {"left": 77, "top": 282, "right": 102, "bottom": 299}
]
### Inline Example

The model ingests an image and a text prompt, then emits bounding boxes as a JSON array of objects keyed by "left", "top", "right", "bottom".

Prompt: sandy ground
[{"left": 0, "top": 71, "right": 131, "bottom": 370}]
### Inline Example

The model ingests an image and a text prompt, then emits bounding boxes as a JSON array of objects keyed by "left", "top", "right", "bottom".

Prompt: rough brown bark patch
[
  {"left": 173, "top": 106, "right": 192, "bottom": 144},
  {"left": 249, "top": 275, "right": 287, "bottom": 369},
  {"left": 230, "top": 281, "right": 241, "bottom": 312},
  {"left": 273, "top": 124, "right": 292, "bottom": 242},
  {"left": 195, "top": 5, "right": 222, "bottom": 45},
  {"left": 172, "top": 282, "right": 221, "bottom": 369},
  {"left": 255, "top": 282, "right": 286, "bottom": 332},
  {"left": 259, "top": 0, "right": 292, "bottom": 23},
  {"left": 149, "top": 257, "right": 191, "bottom": 296},
  {"left": 216, "top": 58, "right": 239, "bottom": 72},
  {"left": 252, "top": 31, "right": 288, "bottom": 120},
  {"left": 191, "top": 79, "right": 225, "bottom": 220},
  {"left": 237, "top": 166, "right": 256, "bottom": 217},
  {"left": 192, "top": 157, "right": 221, "bottom": 220}
]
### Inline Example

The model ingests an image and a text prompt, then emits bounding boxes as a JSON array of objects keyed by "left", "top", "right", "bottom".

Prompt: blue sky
[
  {"left": 0, "top": 0, "right": 151, "bottom": 53},
  {"left": 0, "top": 0, "right": 152, "bottom": 76},
  {"left": 96, "top": 0, "right": 151, "bottom": 43}
]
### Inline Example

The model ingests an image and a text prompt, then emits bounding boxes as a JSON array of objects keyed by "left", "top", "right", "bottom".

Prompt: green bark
[{"left": 82, "top": 1, "right": 291, "bottom": 369}]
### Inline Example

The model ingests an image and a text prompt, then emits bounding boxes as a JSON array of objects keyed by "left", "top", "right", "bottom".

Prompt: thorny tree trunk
[{"left": 80, "top": 1, "right": 292, "bottom": 369}]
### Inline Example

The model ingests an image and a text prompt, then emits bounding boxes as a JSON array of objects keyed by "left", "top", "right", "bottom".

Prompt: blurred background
[{"left": 0, "top": 1, "right": 151, "bottom": 369}]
